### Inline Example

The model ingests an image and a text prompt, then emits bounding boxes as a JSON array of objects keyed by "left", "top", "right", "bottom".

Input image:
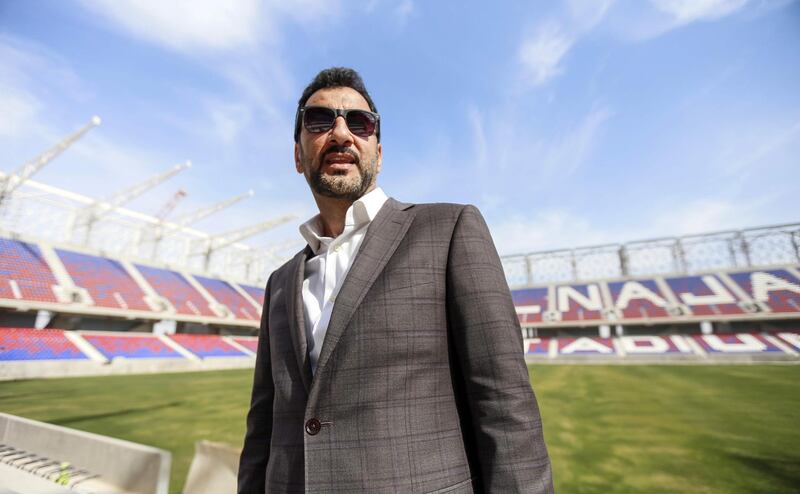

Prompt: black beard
[{"left": 306, "top": 146, "right": 377, "bottom": 201}]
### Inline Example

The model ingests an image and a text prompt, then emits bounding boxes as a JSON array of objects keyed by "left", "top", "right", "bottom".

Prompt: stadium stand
[
  {"left": 135, "top": 264, "right": 216, "bottom": 317},
  {"left": 56, "top": 249, "right": 151, "bottom": 311},
  {"left": 512, "top": 287, "right": 549, "bottom": 325},
  {"left": 231, "top": 337, "right": 259, "bottom": 354},
  {"left": 0, "top": 238, "right": 60, "bottom": 304},
  {"left": 240, "top": 284, "right": 265, "bottom": 307},
  {"left": 690, "top": 332, "right": 784, "bottom": 354},
  {"left": 556, "top": 284, "right": 604, "bottom": 322},
  {"left": 556, "top": 336, "right": 615, "bottom": 356},
  {"left": 728, "top": 269, "right": 800, "bottom": 313},
  {"left": 80, "top": 332, "right": 183, "bottom": 359},
  {"left": 0, "top": 328, "right": 87, "bottom": 361},
  {"left": 168, "top": 334, "right": 248, "bottom": 358},
  {"left": 523, "top": 337, "right": 550, "bottom": 356},
  {"left": 607, "top": 279, "right": 670, "bottom": 319},
  {"left": 193, "top": 276, "right": 259, "bottom": 321},
  {"left": 664, "top": 274, "right": 743, "bottom": 316}
]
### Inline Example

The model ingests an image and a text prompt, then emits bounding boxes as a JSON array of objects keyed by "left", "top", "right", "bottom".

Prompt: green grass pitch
[{"left": 1, "top": 365, "right": 798, "bottom": 493}]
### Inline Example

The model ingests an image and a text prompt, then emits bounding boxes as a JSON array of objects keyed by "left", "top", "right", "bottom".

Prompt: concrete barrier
[
  {"left": 0, "top": 413, "right": 170, "bottom": 494},
  {"left": 182, "top": 441, "right": 240, "bottom": 494}
]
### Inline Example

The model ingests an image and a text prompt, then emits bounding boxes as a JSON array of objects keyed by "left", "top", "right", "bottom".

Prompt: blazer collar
[
  {"left": 286, "top": 245, "right": 314, "bottom": 392},
  {"left": 287, "top": 198, "right": 414, "bottom": 394}
]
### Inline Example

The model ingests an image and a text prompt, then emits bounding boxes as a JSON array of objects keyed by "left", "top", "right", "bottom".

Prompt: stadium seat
[
  {"left": 691, "top": 333, "right": 783, "bottom": 354},
  {"left": 193, "top": 276, "right": 260, "bottom": 321},
  {"left": 135, "top": 264, "right": 216, "bottom": 317},
  {"left": 168, "top": 333, "right": 248, "bottom": 358},
  {"left": 239, "top": 284, "right": 265, "bottom": 307},
  {"left": 56, "top": 249, "right": 150, "bottom": 311},
  {"left": 607, "top": 279, "right": 670, "bottom": 319},
  {"left": 80, "top": 332, "right": 184, "bottom": 359},
  {"left": 231, "top": 337, "right": 259, "bottom": 354},
  {"left": 0, "top": 328, "right": 88, "bottom": 361},
  {"left": 728, "top": 269, "right": 800, "bottom": 313},
  {"left": 665, "top": 275, "right": 743, "bottom": 316},
  {"left": 512, "top": 287, "right": 548, "bottom": 325},
  {"left": 555, "top": 283, "right": 604, "bottom": 321},
  {"left": 0, "top": 238, "right": 60, "bottom": 304}
]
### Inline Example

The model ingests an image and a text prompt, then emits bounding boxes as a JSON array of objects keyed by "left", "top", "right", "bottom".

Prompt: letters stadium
[{"left": 1, "top": 119, "right": 798, "bottom": 493}]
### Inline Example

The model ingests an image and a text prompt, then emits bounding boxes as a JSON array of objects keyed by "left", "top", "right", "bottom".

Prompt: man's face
[{"left": 294, "top": 87, "right": 382, "bottom": 201}]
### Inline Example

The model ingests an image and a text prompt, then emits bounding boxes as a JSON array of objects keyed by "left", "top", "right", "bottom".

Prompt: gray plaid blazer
[{"left": 239, "top": 199, "right": 553, "bottom": 493}]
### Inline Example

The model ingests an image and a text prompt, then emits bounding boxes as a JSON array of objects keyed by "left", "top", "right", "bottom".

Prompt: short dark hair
[{"left": 294, "top": 67, "right": 379, "bottom": 142}]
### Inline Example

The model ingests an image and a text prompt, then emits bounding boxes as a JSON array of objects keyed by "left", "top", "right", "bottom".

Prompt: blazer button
[{"left": 305, "top": 418, "right": 321, "bottom": 435}]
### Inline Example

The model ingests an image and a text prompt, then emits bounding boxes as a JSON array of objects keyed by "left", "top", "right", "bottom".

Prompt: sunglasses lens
[
  {"left": 346, "top": 110, "right": 377, "bottom": 138},
  {"left": 303, "top": 107, "right": 335, "bottom": 133}
]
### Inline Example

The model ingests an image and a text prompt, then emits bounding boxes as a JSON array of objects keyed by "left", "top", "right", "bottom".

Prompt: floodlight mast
[
  {"left": 0, "top": 116, "right": 101, "bottom": 207},
  {"left": 71, "top": 160, "right": 192, "bottom": 245},
  {"left": 193, "top": 214, "right": 295, "bottom": 271}
]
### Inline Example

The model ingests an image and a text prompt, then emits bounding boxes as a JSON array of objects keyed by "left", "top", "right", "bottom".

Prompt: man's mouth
[
  {"left": 320, "top": 148, "right": 360, "bottom": 172},
  {"left": 324, "top": 152, "right": 356, "bottom": 165}
]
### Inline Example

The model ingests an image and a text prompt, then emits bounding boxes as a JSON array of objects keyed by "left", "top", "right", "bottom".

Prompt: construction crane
[
  {"left": 191, "top": 214, "right": 296, "bottom": 270},
  {"left": 137, "top": 189, "right": 255, "bottom": 257},
  {"left": 155, "top": 189, "right": 188, "bottom": 221},
  {"left": 138, "top": 189, "right": 188, "bottom": 258},
  {"left": 167, "top": 189, "right": 255, "bottom": 233},
  {"left": 70, "top": 160, "right": 191, "bottom": 245},
  {"left": 0, "top": 116, "right": 101, "bottom": 207}
]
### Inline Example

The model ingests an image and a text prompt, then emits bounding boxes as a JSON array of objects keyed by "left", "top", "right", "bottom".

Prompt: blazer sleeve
[
  {"left": 446, "top": 205, "right": 554, "bottom": 493},
  {"left": 238, "top": 274, "right": 275, "bottom": 494}
]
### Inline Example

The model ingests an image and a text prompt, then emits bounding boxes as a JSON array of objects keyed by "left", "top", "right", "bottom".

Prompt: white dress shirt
[{"left": 298, "top": 187, "right": 389, "bottom": 374}]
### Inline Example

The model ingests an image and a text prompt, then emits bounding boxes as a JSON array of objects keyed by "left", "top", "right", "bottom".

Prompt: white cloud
[
  {"left": 489, "top": 196, "right": 763, "bottom": 257},
  {"left": 536, "top": 107, "right": 612, "bottom": 177},
  {"left": 726, "top": 119, "right": 800, "bottom": 176},
  {"left": 609, "top": 0, "right": 756, "bottom": 41},
  {"left": 518, "top": 22, "right": 574, "bottom": 87},
  {"left": 650, "top": 0, "right": 749, "bottom": 24},
  {"left": 207, "top": 101, "right": 254, "bottom": 145},
  {"left": 393, "top": 0, "right": 415, "bottom": 27},
  {"left": 0, "top": 90, "right": 41, "bottom": 138},
  {"left": 567, "top": 0, "right": 616, "bottom": 29},
  {"left": 649, "top": 198, "right": 759, "bottom": 236},
  {"left": 489, "top": 209, "right": 617, "bottom": 256},
  {"left": 467, "top": 105, "right": 488, "bottom": 169},
  {"left": 78, "top": 0, "right": 264, "bottom": 53},
  {"left": 78, "top": 0, "right": 339, "bottom": 56},
  {"left": 481, "top": 105, "right": 611, "bottom": 179},
  {"left": 0, "top": 35, "right": 85, "bottom": 140}
]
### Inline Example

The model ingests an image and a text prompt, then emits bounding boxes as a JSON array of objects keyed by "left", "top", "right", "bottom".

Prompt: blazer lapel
[
  {"left": 312, "top": 198, "right": 415, "bottom": 382},
  {"left": 286, "top": 246, "right": 313, "bottom": 393}
]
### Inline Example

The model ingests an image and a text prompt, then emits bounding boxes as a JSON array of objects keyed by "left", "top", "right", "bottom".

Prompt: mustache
[{"left": 320, "top": 145, "right": 360, "bottom": 166}]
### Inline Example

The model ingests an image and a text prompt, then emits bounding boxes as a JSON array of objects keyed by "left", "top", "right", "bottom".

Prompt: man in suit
[{"left": 239, "top": 67, "right": 553, "bottom": 493}]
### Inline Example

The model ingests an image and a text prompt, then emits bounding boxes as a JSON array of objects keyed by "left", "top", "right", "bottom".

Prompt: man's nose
[{"left": 329, "top": 116, "right": 353, "bottom": 145}]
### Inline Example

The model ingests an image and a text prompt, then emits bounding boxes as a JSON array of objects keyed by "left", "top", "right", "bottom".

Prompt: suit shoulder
[
  {"left": 267, "top": 249, "right": 303, "bottom": 285},
  {"left": 408, "top": 202, "right": 471, "bottom": 219}
]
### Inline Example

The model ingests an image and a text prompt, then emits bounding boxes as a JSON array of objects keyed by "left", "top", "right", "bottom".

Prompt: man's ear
[
  {"left": 376, "top": 142, "right": 382, "bottom": 174},
  {"left": 294, "top": 143, "right": 303, "bottom": 174}
]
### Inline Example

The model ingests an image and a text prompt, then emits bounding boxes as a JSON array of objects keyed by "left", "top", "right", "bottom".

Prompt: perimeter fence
[{"left": 501, "top": 222, "right": 800, "bottom": 288}]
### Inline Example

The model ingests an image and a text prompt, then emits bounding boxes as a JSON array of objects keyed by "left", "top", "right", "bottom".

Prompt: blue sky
[{"left": 1, "top": 0, "right": 798, "bottom": 260}]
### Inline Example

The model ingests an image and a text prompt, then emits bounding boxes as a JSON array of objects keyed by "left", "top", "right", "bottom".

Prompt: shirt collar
[{"left": 299, "top": 187, "right": 389, "bottom": 254}]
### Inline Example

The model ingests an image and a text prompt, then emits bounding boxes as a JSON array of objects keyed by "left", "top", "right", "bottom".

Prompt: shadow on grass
[
  {"left": 729, "top": 452, "right": 800, "bottom": 491},
  {"left": 50, "top": 401, "right": 185, "bottom": 426},
  {"left": 0, "top": 392, "right": 43, "bottom": 402}
]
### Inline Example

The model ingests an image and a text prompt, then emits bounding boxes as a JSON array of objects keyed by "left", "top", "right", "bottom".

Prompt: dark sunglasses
[{"left": 295, "top": 106, "right": 380, "bottom": 141}]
